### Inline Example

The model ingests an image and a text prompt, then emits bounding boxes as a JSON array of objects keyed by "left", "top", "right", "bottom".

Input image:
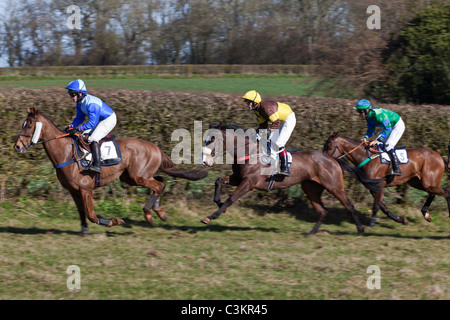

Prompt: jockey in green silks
[{"left": 354, "top": 99, "right": 405, "bottom": 176}]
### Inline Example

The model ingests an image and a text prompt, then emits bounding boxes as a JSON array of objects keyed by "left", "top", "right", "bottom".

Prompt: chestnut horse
[
  {"left": 323, "top": 132, "right": 450, "bottom": 226},
  {"left": 201, "top": 123, "right": 383, "bottom": 235},
  {"left": 14, "top": 107, "right": 207, "bottom": 235}
]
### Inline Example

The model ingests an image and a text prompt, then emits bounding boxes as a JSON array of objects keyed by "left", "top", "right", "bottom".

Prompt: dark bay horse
[
  {"left": 323, "top": 132, "right": 450, "bottom": 226},
  {"left": 14, "top": 107, "right": 207, "bottom": 235},
  {"left": 201, "top": 123, "right": 383, "bottom": 235}
]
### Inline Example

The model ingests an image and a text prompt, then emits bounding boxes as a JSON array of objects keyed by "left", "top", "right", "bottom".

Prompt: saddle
[
  {"left": 377, "top": 146, "right": 409, "bottom": 165},
  {"left": 73, "top": 133, "right": 122, "bottom": 168},
  {"left": 260, "top": 145, "right": 295, "bottom": 190}
]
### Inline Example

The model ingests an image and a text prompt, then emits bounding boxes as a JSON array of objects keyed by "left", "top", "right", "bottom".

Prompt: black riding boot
[
  {"left": 88, "top": 141, "right": 102, "bottom": 173},
  {"left": 279, "top": 152, "right": 290, "bottom": 176},
  {"left": 387, "top": 149, "right": 401, "bottom": 176}
]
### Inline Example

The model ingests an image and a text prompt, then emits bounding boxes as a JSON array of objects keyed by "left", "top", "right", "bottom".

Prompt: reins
[
  {"left": 33, "top": 133, "right": 71, "bottom": 145},
  {"left": 337, "top": 140, "right": 364, "bottom": 159},
  {"left": 331, "top": 137, "right": 384, "bottom": 169}
]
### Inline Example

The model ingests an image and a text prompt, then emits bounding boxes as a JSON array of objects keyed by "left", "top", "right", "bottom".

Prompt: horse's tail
[
  {"left": 335, "top": 158, "right": 383, "bottom": 192},
  {"left": 159, "top": 151, "right": 208, "bottom": 181}
]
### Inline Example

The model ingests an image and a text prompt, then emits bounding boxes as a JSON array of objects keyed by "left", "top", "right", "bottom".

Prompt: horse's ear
[{"left": 27, "top": 106, "right": 38, "bottom": 116}]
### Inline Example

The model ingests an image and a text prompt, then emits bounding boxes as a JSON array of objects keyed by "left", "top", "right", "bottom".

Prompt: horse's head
[
  {"left": 323, "top": 131, "right": 341, "bottom": 157},
  {"left": 14, "top": 106, "right": 42, "bottom": 154},
  {"left": 202, "top": 123, "right": 226, "bottom": 167},
  {"left": 202, "top": 122, "right": 257, "bottom": 167}
]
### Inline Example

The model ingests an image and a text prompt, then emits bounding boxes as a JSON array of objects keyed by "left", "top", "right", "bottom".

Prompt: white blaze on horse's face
[
  {"left": 15, "top": 116, "right": 38, "bottom": 154},
  {"left": 202, "top": 146, "right": 214, "bottom": 167}
]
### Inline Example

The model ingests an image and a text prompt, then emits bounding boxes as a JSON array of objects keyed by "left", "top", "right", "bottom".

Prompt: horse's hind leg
[
  {"left": 421, "top": 194, "right": 435, "bottom": 222},
  {"left": 141, "top": 178, "right": 166, "bottom": 225},
  {"left": 121, "top": 171, "right": 166, "bottom": 225}
]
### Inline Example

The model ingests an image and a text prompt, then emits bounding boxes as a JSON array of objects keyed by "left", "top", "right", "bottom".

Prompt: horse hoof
[
  {"left": 144, "top": 213, "right": 154, "bottom": 226},
  {"left": 424, "top": 212, "right": 432, "bottom": 222},
  {"left": 154, "top": 209, "right": 167, "bottom": 221},
  {"left": 110, "top": 218, "right": 125, "bottom": 226},
  {"left": 402, "top": 217, "right": 409, "bottom": 225},
  {"left": 201, "top": 217, "right": 211, "bottom": 225}
]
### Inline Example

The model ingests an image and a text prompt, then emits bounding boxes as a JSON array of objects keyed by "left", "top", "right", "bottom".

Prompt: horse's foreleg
[
  {"left": 80, "top": 189, "right": 125, "bottom": 227},
  {"left": 202, "top": 179, "right": 253, "bottom": 224},
  {"left": 373, "top": 190, "right": 408, "bottom": 225},
  {"left": 301, "top": 181, "right": 327, "bottom": 235},
  {"left": 369, "top": 190, "right": 381, "bottom": 227},
  {"left": 69, "top": 189, "right": 89, "bottom": 236},
  {"left": 214, "top": 176, "right": 229, "bottom": 208},
  {"left": 330, "top": 189, "right": 364, "bottom": 235},
  {"left": 213, "top": 175, "right": 240, "bottom": 210}
]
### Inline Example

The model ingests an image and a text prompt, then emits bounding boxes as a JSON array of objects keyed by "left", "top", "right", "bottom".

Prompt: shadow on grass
[
  {"left": 0, "top": 226, "right": 80, "bottom": 236},
  {"left": 241, "top": 198, "right": 374, "bottom": 227},
  {"left": 122, "top": 218, "right": 280, "bottom": 234}
]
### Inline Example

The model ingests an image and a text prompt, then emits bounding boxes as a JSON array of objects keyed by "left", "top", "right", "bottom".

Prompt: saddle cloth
[
  {"left": 379, "top": 148, "right": 409, "bottom": 165},
  {"left": 76, "top": 136, "right": 122, "bottom": 168},
  {"left": 260, "top": 151, "right": 293, "bottom": 176}
]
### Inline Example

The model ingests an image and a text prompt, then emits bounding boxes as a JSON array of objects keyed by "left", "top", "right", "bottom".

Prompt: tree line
[{"left": 0, "top": 0, "right": 448, "bottom": 104}]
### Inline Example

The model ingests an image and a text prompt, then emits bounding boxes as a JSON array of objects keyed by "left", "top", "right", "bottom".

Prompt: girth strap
[{"left": 53, "top": 159, "right": 77, "bottom": 169}]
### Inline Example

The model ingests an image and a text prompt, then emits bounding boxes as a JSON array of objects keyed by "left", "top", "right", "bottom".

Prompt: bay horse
[
  {"left": 14, "top": 107, "right": 207, "bottom": 236},
  {"left": 323, "top": 132, "right": 450, "bottom": 226},
  {"left": 201, "top": 123, "right": 383, "bottom": 235}
]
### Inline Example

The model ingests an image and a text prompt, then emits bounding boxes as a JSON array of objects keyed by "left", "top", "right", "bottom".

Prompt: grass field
[
  {"left": 1, "top": 71, "right": 449, "bottom": 302},
  {"left": 0, "top": 74, "right": 354, "bottom": 99},
  {"left": 0, "top": 195, "right": 449, "bottom": 301}
]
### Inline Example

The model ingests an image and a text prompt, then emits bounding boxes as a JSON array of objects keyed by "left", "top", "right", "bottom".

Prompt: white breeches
[
  {"left": 269, "top": 112, "right": 296, "bottom": 148},
  {"left": 84, "top": 112, "right": 117, "bottom": 142},
  {"left": 383, "top": 118, "right": 405, "bottom": 151}
]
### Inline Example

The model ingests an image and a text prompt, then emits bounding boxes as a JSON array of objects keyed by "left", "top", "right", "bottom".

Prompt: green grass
[
  {"left": 0, "top": 74, "right": 354, "bottom": 98},
  {"left": 0, "top": 196, "right": 448, "bottom": 300}
]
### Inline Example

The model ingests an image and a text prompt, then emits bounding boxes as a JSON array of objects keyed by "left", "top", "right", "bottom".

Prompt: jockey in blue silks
[{"left": 65, "top": 79, "right": 117, "bottom": 173}]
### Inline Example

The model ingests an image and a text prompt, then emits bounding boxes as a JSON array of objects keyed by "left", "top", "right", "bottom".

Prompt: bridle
[
  {"left": 202, "top": 134, "right": 258, "bottom": 163},
  {"left": 327, "top": 138, "right": 378, "bottom": 159},
  {"left": 17, "top": 116, "right": 41, "bottom": 150},
  {"left": 17, "top": 114, "right": 70, "bottom": 151}
]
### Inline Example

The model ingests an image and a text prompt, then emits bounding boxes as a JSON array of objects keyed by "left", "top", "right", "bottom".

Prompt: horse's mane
[
  {"left": 209, "top": 122, "right": 258, "bottom": 141},
  {"left": 330, "top": 133, "right": 360, "bottom": 144},
  {"left": 340, "top": 136, "right": 361, "bottom": 144},
  {"left": 210, "top": 122, "right": 248, "bottom": 131},
  {"left": 33, "top": 109, "right": 63, "bottom": 133}
]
